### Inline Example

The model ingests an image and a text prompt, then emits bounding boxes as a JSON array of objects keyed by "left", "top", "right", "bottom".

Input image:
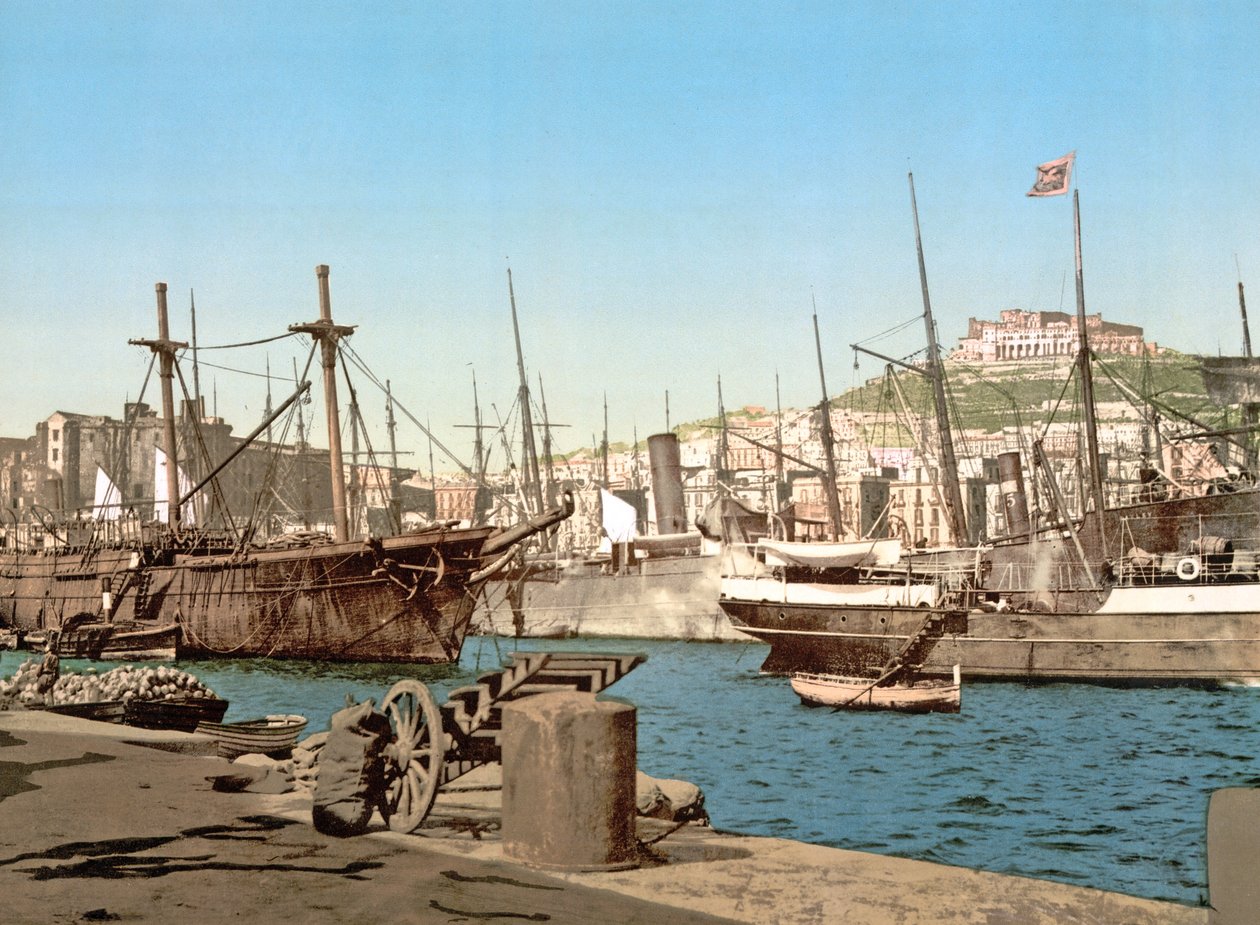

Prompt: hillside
[
  {"left": 837, "top": 352, "right": 1216, "bottom": 436},
  {"left": 543, "top": 353, "right": 1225, "bottom": 461}
]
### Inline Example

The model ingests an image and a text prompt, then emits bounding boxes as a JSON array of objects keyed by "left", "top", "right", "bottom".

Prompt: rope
[{"left": 185, "top": 331, "right": 299, "bottom": 351}]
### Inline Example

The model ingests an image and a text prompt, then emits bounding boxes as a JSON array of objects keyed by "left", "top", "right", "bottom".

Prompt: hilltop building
[{"left": 953, "top": 309, "right": 1156, "bottom": 363}]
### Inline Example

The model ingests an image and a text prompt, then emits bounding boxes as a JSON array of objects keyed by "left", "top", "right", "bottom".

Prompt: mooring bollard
[
  {"left": 1207, "top": 788, "right": 1260, "bottom": 924},
  {"left": 501, "top": 690, "right": 638, "bottom": 871}
]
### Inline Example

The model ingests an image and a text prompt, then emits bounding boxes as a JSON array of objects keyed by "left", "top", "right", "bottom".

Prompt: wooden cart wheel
[{"left": 380, "top": 679, "right": 445, "bottom": 833}]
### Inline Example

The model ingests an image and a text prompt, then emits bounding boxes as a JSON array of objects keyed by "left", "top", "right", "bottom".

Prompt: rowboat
[
  {"left": 125, "top": 695, "right": 230, "bottom": 732},
  {"left": 195, "top": 714, "right": 309, "bottom": 759},
  {"left": 790, "top": 665, "right": 961, "bottom": 714}
]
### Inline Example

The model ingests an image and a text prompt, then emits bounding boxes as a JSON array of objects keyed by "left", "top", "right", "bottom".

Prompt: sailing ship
[
  {"left": 720, "top": 174, "right": 1260, "bottom": 685},
  {"left": 0, "top": 266, "right": 571, "bottom": 663}
]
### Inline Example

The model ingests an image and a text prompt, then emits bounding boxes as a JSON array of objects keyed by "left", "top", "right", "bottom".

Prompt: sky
[{"left": 3, "top": 1, "right": 1259, "bottom": 475}]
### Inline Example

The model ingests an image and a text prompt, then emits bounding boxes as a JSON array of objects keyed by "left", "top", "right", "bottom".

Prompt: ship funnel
[
  {"left": 998, "top": 451, "right": 1030, "bottom": 537},
  {"left": 647, "top": 433, "right": 686, "bottom": 534}
]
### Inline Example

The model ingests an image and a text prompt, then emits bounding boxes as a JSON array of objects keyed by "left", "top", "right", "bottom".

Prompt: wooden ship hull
[{"left": 1, "top": 526, "right": 497, "bottom": 663}]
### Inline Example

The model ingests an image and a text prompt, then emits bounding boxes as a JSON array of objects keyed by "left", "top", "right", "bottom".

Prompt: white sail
[
  {"left": 597, "top": 487, "right": 638, "bottom": 553},
  {"left": 92, "top": 465, "right": 122, "bottom": 521},
  {"left": 153, "top": 446, "right": 196, "bottom": 525}
]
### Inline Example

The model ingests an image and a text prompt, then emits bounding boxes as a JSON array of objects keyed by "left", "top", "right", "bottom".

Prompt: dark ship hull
[{"left": 1, "top": 526, "right": 496, "bottom": 663}]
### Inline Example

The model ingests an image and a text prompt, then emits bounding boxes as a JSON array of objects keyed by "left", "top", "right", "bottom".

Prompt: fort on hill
[{"left": 953, "top": 309, "right": 1158, "bottom": 363}]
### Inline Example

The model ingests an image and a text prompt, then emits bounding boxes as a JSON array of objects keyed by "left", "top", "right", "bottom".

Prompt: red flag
[{"left": 1027, "top": 151, "right": 1075, "bottom": 197}]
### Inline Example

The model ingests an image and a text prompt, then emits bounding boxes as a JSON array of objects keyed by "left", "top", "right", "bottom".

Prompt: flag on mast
[{"left": 1027, "top": 151, "right": 1075, "bottom": 197}]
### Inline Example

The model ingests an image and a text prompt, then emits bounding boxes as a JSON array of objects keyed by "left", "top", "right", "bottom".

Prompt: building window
[
  {"left": 52, "top": 429, "right": 60, "bottom": 443},
  {"left": 52, "top": 449, "right": 59, "bottom": 462}
]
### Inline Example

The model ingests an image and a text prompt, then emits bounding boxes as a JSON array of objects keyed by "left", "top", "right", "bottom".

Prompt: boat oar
[{"left": 829, "top": 659, "right": 907, "bottom": 712}]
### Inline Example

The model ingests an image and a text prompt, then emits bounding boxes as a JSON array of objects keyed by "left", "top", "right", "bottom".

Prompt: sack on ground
[{"left": 311, "top": 698, "right": 392, "bottom": 837}]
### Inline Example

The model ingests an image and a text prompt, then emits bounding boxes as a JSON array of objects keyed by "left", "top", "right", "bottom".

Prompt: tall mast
[
  {"left": 264, "top": 356, "right": 274, "bottom": 444},
  {"left": 289, "top": 264, "right": 352, "bottom": 543},
  {"left": 775, "top": 371, "right": 785, "bottom": 507},
  {"left": 538, "top": 373, "right": 555, "bottom": 501},
  {"left": 292, "top": 357, "right": 310, "bottom": 530},
  {"left": 665, "top": 390, "right": 671, "bottom": 433},
  {"left": 427, "top": 416, "right": 436, "bottom": 496},
  {"left": 908, "top": 172, "right": 967, "bottom": 544},
  {"left": 1072, "top": 190, "right": 1106, "bottom": 520},
  {"left": 716, "top": 376, "right": 729, "bottom": 477},
  {"left": 131, "top": 283, "right": 186, "bottom": 531},
  {"left": 348, "top": 391, "right": 361, "bottom": 535},
  {"left": 386, "top": 379, "right": 401, "bottom": 533},
  {"left": 471, "top": 369, "right": 485, "bottom": 485},
  {"left": 602, "top": 392, "right": 610, "bottom": 487},
  {"left": 189, "top": 289, "right": 202, "bottom": 418},
  {"left": 812, "top": 308, "right": 844, "bottom": 540},
  {"left": 1236, "top": 265, "right": 1258, "bottom": 471},
  {"left": 507, "top": 268, "right": 544, "bottom": 515}
]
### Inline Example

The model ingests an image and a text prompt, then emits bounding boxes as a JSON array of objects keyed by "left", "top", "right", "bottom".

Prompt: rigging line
[
  {"left": 181, "top": 356, "right": 282, "bottom": 380},
  {"left": 1094, "top": 354, "right": 1240, "bottom": 451},
  {"left": 189, "top": 331, "right": 300, "bottom": 351},
  {"left": 851, "top": 313, "right": 923, "bottom": 348},
  {"left": 1039, "top": 360, "right": 1079, "bottom": 442},
  {"left": 106, "top": 352, "right": 158, "bottom": 500},
  {"left": 338, "top": 343, "right": 478, "bottom": 480},
  {"left": 236, "top": 343, "right": 317, "bottom": 551},
  {"left": 172, "top": 360, "right": 240, "bottom": 543},
  {"left": 338, "top": 359, "right": 389, "bottom": 529}
]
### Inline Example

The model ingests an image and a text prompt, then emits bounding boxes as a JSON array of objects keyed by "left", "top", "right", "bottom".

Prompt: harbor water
[{"left": 6, "top": 637, "right": 1257, "bottom": 908}]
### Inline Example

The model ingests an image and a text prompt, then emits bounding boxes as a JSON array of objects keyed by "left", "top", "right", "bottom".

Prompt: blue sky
[{"left": 3, "top": 1, "right": 1258, "bottom": 471}]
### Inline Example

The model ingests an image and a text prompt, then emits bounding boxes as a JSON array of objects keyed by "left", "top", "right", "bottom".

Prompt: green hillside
[{"left": 837, "top": 352, "right": 1217, "bottom": 437}]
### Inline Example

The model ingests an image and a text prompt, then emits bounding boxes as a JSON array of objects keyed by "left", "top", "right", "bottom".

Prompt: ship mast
[
  {"left": 507, "top": 268, "right": 544, "bottom": 516},
  {"left": 130, "top": 283, "right": 187, "bottom": 533},
  {"left": 812, "top": 308, "right": 844, "bottom": 541},
  {"left": 1072, "top": 190, "right": 1106, "bottom": 522},
  {"left": 1237, "top": 267, "right": 1258, "bottom": 471},
  {"left": 908, "top": 172, "right": 968, "bottom": 545},
  {"left": 386, "top": 379, "right": 401, "bottom": 533},
  {"left": 289, "top": 264, "right": 354, "bottom": 543}
]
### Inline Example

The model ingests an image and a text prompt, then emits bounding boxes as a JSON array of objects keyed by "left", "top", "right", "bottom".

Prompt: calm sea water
[{"left": 6, "top": 637, "right": 1258, "bottom": 908}]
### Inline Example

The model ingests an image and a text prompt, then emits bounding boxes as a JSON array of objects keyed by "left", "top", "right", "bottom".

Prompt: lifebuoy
[{"left": 1176, "top": 556, "right": 1201, "bottom": 581}]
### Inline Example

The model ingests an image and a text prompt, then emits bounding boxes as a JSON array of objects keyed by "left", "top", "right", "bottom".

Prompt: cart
[{"left": 372, "top": 650, "right": 645, "bottom": 833}]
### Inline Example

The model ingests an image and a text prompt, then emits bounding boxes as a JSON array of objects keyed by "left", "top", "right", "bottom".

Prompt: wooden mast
[
  {"left": 289, "top": 265, "right": 353, "bottom": 542},
  {"left": 538, "top": 372, "right": 555, "bottom": 501},
  {"left": 716, "top": 376, "right": 730, "bottom": 480},
  {"left": 812, "top": 309, "right": 844, "bottom": 541},
  {"left": 130, "top": 283, "right": 187, "bottom": 532},
  {"left": 908, "top": 172, "right": 967, "bottom": 545},
  {"left": 1072, "top": 190, "right": 1107, "bottom": 521},
  {"left": 1238, "top": 274, "right": 1259, "bottom": 471},
  {"left": 507, "top": 268, "right": 544, "bottom": 516}
]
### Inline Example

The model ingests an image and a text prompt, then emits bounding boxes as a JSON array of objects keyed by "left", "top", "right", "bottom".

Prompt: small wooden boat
[
  {"left": 44, "top": 700, "right": 128, "bottom": 724},
  {"left": 125, "top": 695, "right": 230, "bottom": 732},
  {"left": 790, "top": 665, "right": 961, "bottom": 714},
  {"left": 25, "top": 620, "right": 180, "bottom": 661},
  {"left": 195, "top": 714, "right": 309, "bottom": 759}
]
